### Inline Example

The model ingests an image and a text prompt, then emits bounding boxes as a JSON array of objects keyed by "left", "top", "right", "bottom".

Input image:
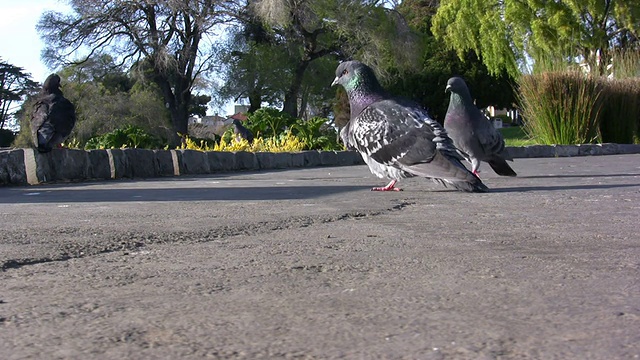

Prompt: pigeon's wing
[
  {"left": 31, "top": 97, "right": 53, "bottom": 146},
  {"left": 352, "top": 99, "right": 474, "bottom": 181},
  {"left": 48, "top": 97, "right": 77, "bottom": 139},
  {"left": 473, "top": 115, "right": 512, "bottom": 160}
]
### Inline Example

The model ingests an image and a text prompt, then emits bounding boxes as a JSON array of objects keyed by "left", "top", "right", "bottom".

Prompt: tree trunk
[
  {"left": 282, "top": 60, "right": 310, "bottom": 117},
  {"left": 154, "top": 72, "right": 191, "bottom": 146},
  {"left": 248, "top": 89, "right": 262, "bottom": 113}
]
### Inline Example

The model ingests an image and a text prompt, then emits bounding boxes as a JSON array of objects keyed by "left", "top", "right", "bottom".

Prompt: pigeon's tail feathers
[
  {"left": 404, "top": 152, "right": 489, "bottom": 192},
  {"left": 487, "top": 156, "right": 517, "bottom": 177},
  {"left": 438, "top": 177, "right": 489, "bottom": 193}
]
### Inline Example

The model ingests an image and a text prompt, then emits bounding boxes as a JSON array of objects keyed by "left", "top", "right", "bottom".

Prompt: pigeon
[
  {"left": 30, "top": 74, "right": 76, "bottom": 153},
  {"left": 232, "top": 119, "right": 254, "bottom": 143},
  {"left": 444, "top": 77, "right": 516, "bottom": 177},
  {"left": 332, "top": 61, "right": 487, "bottom": 192}
]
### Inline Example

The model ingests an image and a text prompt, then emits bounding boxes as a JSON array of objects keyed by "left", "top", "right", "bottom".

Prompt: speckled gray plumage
[{"left": 332, "top": 61, "right": 487, "bottom": 192}]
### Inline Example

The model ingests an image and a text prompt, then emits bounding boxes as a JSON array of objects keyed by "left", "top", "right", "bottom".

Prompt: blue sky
[
  {"left": 0, "top": 0, "right": 71, "bottom": 83},
  {"left": 0, "top": 0, "right": 236, "bottom": 116}
]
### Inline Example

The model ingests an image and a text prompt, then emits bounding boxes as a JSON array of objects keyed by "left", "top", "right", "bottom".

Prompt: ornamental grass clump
[
  {"left": 599, "top": 78, "right": 640, "bottom": 144},
  {"left": 518, "top": 71, "right": 604, "bottom": 145}
]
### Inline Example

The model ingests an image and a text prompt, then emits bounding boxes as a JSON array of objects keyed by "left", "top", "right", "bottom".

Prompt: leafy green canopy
[{"left": 432, "top": 0, "right": 640, "bottom": 77}]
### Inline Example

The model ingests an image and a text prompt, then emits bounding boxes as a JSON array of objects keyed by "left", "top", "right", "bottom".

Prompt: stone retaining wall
[{"left": 1, "top": 143, "right": 640, "bottom": 186}]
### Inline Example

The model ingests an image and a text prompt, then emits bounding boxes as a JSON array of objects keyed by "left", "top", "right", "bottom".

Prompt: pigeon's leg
[
  {"left": 471, "top": 158, "right": 481, "bottom": 177},
  {"left": 371, "top": 179, "right": 402, "bottom": 192}
]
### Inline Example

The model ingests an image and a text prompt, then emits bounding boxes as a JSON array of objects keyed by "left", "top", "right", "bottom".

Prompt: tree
[
  {"left": 38, "top": 0, "right": 237, "bottom": 145},
  {"left": 0, "top": 59, "right": 39, "bottom": 130},
  {"left": 431, "top": 0, "right": 640, "bottom": 77},
  {"left": 251, "top": 0, "right": 422, "bottom": 117},
  {"left": 214, "top": 20, "right": 293, "bottom": 113},
  {"left": 390, "top": 0, "right": 516, "bottom": 121}
]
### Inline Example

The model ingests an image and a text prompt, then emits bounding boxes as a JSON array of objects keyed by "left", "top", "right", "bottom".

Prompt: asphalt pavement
[{"left": 1, "top": 155, "right": 639, "bottom": 359}]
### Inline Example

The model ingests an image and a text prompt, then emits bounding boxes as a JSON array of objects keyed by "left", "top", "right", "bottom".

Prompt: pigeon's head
[
  {"left": 331, "top": 61, "right": 380, "bottom": 93},
  {"left": 42, "top": 74, "right": 62, "bottom": 94},
  {"left": 445, "top": 77, "right": 471, "bottom": 98}
]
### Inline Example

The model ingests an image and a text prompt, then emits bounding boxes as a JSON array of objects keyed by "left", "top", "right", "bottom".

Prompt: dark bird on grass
[
  {"left": 332, "top": 61, "right": 487, "bottom": 192},
  {"left": 444, "top": 77, "right": 516, "bottom": 177},
  {"left": 30, "top": 74, "right": 76, "bottom": 153},
  {"left": 232, "top": 119, "right": 254, "bottom": 144}
]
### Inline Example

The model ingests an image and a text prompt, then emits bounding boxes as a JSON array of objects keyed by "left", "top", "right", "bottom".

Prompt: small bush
[
  {"left": 291, "top": 117, "right": 342, "bottom": 151},
  {"left": 518, "top": 71, "right": 604, "bottom": 145},
  {"left": 599, "top": 78, "right": 640, "bottom": 144},
  {"left": 179, "top": 131, "right": 305, "bottom": 153},
  {"left": 85, "top": 125, "right": 164, "bottom": 149},
  {"left": 245, "top": 108, "right": 297, "bottom": 138}
]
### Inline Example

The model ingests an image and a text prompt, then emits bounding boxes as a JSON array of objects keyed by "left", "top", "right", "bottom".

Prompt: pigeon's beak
[
  {"left": 331, "top": 77, "right": 339, "bottom": 87},
  {"left": 445, "top": 85, "right": 451, "bottom": 93}
]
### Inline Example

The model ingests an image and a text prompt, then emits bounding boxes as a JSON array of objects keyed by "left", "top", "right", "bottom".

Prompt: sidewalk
[{"left": 1, "top": 155, "right": 639, "bottom": 359}]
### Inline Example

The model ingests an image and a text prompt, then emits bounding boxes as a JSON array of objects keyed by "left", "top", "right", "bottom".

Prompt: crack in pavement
[{"left": 1, "top": 201, "right": 415, "bottom": 271}]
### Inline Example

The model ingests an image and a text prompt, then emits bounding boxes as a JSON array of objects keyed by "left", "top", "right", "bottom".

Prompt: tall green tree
[
  {"left": 251, "top": 0, "right": 422, "bottom": 117},
  {"left": 370, "top": 0, "right": 516, "bottom": 121},
  {"left": 432, "top": 0, "right": 640, "bottom": 77},
  {"left": 38, "top": 0, "right": 237, "bottom": 144},
  {"left": 0, "top": 59, "right": 39, "bottom": 130},
  {"left": 214, "top": 18, "right": 292, "bottom": 113}
]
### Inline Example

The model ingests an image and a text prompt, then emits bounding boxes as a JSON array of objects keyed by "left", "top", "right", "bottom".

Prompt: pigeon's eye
[{"left": 342, "top": 69, "right": 348, "bottom": 76}]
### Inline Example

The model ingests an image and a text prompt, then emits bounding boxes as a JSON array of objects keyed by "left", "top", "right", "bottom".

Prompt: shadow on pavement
[
  {"left": 520, "top": 173, "right": 640, "bottom": 179},
  {"left": 491, "top": 183, "right": 640, "bottom": 193},
  {"left": 0, "top": 185, "right": 372, "bottom": 204}
]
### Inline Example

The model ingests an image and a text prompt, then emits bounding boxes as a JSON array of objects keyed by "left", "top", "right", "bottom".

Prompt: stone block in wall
[
  {"left": 291, "top": 152, "right": 306, "bottom": 167},
  {"left": 301, "top": 151, "right": 321, "bottom": 167},
  {"left": 271, "top": 153, "right": 292, "bottom": 169},
  {"left": 178, "top": 149, "right": 210, "bottom": 174},
  {"left": 506, "top": 146, "right": 527, "bottom": 159},
  {"left": 553, "top": 145, "right": 580, "bottom": 157},
  {"left": 523, "top": 145, "right": 555, "bottom": 158},
  {"left": 0, "top": 149, "right": 27, "bottom": 185},
  {"left": 577, "top": 144, "right": 603, "bottom": 156},
  {"left": 87, "top": 150, "right": 112, "bottom": 180},
  {"left": 36, "top": 149, "right": 89, "bottom": 182},
  {"left": 599, "top": 143, "right": 619, "bottom": 155},
  {"left": 254, "top": 152, "right": 293, "bottom": 169},
  {"left": 336, "top": 150, "right": 363, "bottom": 166},
  {"left": 319, "top": 151, "right": 338, "bottom": 166},
  {"left": 235, "top": 151, "right": 258, "bottom": 170},
  {"left": 125, "top": 149, "right": 158, "bottom": 178},
  {"left": 616, "top": 144, "right": 640, "bottom": 154},
  {"left": 107, "top": 149, "right": 131, "bottom": 179},
  {"left": 154, "top": 150, "right": 176, "bottom": 176},
  {"left": 208, "top": 151, "right": 236, "bottom": 171},
  {"left": 256, "top": 152, "right": 274, "bottom": 169}
]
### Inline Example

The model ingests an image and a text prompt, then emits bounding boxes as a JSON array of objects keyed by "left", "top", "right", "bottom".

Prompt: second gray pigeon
[
  {"left": 444, "top": 77, "right": 516, "bottom": 177},
  {"left": 333, "top": 61, "right": 487, "bottom": 192}
]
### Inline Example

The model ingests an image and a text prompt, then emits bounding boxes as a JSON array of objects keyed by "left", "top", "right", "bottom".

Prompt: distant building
[{"left": 187, "top": 107, "right": 250, "bottom": 138}]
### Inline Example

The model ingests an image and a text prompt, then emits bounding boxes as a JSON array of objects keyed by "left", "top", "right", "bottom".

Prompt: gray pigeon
[
  {"left": 444, "top": 77, "right": 516, "bottom": 177},
  {"left": 232, "top": 119, "right": 254, "bottom": 143},
  {"left": 332, "top": 61, "right": 487, "bottom": 192},
  {"left": 31, "top": 74, "right": 76, "bottom": 153}
]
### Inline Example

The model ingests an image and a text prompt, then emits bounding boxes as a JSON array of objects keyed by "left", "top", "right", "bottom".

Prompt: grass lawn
[{"left": 499, "top": 126, "right": 538, "bottom": 147}]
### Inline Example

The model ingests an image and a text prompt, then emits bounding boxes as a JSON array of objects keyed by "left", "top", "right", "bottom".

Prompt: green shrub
[
  {"left": 599, "top": 78, "right": 640, "bottom": 144},
  {"left": 245, "top": 108, "right": 297, "bottom": 138},
  {"left": 291, "top": 117, "right": 342, "bottom": 151},
  {"left": 518, "top": 71, "right": 604, "bottom": 145},
  {"left": 85, "top": 125, "right": 164, "bottom": 149}
]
